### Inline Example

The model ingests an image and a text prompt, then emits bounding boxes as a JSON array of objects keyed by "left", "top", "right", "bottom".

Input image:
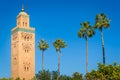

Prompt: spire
[{"left": 22, "top": 4, "right": 24, "bottom": 12}]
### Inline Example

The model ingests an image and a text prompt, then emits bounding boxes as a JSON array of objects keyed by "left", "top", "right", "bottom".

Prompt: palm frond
[
  {"left": 53, "top": 39, "right": 67, "bottom": 51},
  {"left": 78, "top": 21, "right": 95, "bottom": 39},
  {"left": 38, "top": 39, "right": 49, "bottom": 51},
  {"left": 95, "top": 13, "right": 110, "bottom": 29}
]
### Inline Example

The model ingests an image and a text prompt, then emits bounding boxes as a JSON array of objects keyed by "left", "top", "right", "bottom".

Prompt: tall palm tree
[
  {"left": 94, "top": 13, "right": 110, "bottom": 65},
  {"left": 53, "top": 39, "right": 67, "bottom": 80},
  {"left": 78, "top": 22, "right": 95, "bottom": 73},
  {"left": 38, "top": 39, "right": 49, "bottom": 72}
]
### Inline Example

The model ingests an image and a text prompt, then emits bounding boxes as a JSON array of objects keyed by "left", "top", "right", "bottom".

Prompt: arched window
[
  {"left": 27, "top": 37, "right": 29, "bottom": 41},
  {"left": 25, "top": 49, "right": 26, "bottom": 53},
  {"left": 24, "top": 36, "right": 26, "bottom": 41},
  {"left": 24, "top": 66, "right": 29, "bottom": 71},
  {"left": 25, "top": 23, "right": 27, "bottom": 27},
  {"left": 25, "top": 49, "right": 29, "bottom": 53},
  {"left": 24, "top": 66, "right": 26, "bottom": 71},
  {"left": 23, "top": 62, "right": 30, "bottom": 71},
  {"left": 27, "top": 49, "right": 29, "bottom": 53},
  {"left": 27, "top": 67, "right": 29, "bottom": 71},
  {"left": 23, "top": 22, "right": 24, "bottom": 26},
  {"left": 14, "top": 57, "right": 16, "bottom": 60}
]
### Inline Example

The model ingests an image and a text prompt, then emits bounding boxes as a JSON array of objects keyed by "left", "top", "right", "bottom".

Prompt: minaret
[{"left": 11, "top": 5, "right": 35, "bottom": 80}]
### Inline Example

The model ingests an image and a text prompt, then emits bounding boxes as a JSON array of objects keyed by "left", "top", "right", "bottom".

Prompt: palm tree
[
  {"left": 38, "top": 39, "right": 49, "bottom": 72},
  {"left": 94, "top": 13, "right": 110, "bottom": 65},
  {"left": 78, "top": 22, "right": 95, "bottom": 73},
  {"left": 53, "top": 39, "right": 67, "bottom": 80}
]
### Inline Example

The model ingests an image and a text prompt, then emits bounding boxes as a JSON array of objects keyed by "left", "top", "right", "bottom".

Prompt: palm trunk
[
  {"left": 42, "top": 50, "right": 44, "bottom": 72},
  {"left": 86, "top": 36, "right": 88, "bottom": 73},
  {"left": 57, "top": 50, "right": 61, "bottom": 80},
  {"left": 100, "top": 28, "right": 105, "bottom": 65}
]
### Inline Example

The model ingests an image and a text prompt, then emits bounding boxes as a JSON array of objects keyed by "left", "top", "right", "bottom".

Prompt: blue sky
[{"left": 0, "top": 0, "right": 120, "bottom": 78}]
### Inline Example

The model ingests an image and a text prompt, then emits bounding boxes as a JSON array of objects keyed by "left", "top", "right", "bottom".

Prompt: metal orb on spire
[{"left": 22, "top": 4, "right": 24, "bottom": 12}]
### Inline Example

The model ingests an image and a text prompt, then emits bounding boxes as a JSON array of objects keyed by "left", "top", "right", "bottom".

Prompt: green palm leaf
[
  {"left": 78, "top": 21, "right": 95, "bottom": 38},
  {"left": 38, "top": 39, "right": 49, "bottom": 51},
  {"left": 53, "top": 39, "right": 67, "bottom": 51},
  {"left": 95, "top": 13, "right": 110, "bottom": 29}
]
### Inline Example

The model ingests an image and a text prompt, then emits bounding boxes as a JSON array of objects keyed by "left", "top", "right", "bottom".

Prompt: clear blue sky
[{"left": 0, "top": 0, "right": 120, "bottom": 78}]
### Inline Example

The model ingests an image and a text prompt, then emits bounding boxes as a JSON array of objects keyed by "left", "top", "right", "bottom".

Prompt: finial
[{"left": 22, "top": 4, "right": 24, "bottom": 12}]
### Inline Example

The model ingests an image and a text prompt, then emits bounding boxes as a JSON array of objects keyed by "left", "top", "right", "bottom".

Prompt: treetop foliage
[
  {"left": 78, "top": 21, "right": 95, "bottom": 39},
  {"left": 85, "top": 63, "right": 120, "bottom": 80},
  {"left": 94, "top": 13, "right": 110, "bottom": 29},
  {"left": 53, "top": 39, "right": 67, "bottom": 51},
  {"left": 38, "top": 39, "right": 49, "bottom": 51}
]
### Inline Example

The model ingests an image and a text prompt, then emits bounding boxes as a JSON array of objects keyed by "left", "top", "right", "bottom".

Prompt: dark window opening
[
  {"left": 23, "top": 22, "right": 24, "bottom": 26},
  {"left": 25, "top": 23, "right": 27, "bottom": 27}
]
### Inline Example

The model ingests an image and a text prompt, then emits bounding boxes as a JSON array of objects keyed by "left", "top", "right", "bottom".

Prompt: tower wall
[{"left": 11, "top": 7, "right": 35, "bottom": 80}]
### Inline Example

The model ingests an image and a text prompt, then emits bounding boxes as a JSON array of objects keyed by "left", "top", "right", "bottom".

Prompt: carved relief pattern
[
  {"left": 22, "top": 43, "right": 32, "bottom": 53},
  {"left": 12, "top": 33, "right": 18, "bottom": 41},
  {"left": 12, "top": 55, "right": 17, "bottom": 65},
  {"left": 21, "top": 32, "right": 33, "bottom": 41},
  {"left": 13, "top": 43, "right": 18, "bottom": 48},
  {"left": 23, "top": 62, "right": 31, "bottom": 71}
]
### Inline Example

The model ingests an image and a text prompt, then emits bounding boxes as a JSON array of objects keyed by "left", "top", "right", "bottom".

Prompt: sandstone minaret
[{"left": 11, "top": 5, "right": 35, "bottom": 80}]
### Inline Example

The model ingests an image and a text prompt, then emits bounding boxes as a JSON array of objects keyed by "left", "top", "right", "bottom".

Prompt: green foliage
[
  {"left": 36, "top": 70, "right": 82, "bottom": 80},
  {"left": 38, "top": 39, "right": 49, "bottom": 52},
  {"left": 72, "top": 72, "right": 82, "bottom": 80},
  {"left": 36, "top": 70, "right": 51, "bottom": 80},
  {"left": 53, "top": 39, "right": 67, "bottom": 51},
  {"left": 59, "top": 75, "right": 72, "bottom": 80},
  {"left": 85, "top": 63, "right": 120, "bottom": 80},
  {"left": 94, "top": 13, "right": 110, "bottom": 29},
  {"left": 78, "top": 21, "right": 95, "bottom": 39},
  {"left": 0, "top": 78, "right": 9, "bottom": 80},
  {"left": 52, "top": 71, "right": 58, "bottom": 80}
]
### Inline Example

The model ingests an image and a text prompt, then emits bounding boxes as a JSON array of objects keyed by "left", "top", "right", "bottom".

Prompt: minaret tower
[{"left": 11, "top": 5, "right": 35, "bottom": 80}]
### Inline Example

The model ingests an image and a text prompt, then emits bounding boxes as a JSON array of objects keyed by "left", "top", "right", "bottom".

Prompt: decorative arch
[
  {"left": 23, "top": 62, "right": 31, "bottom": 71},
  {"left": 21, "top": 32, "right": 33, "bottom": 41},
  {"left": 22, "top": 43, "right": 31, "bottom": 53}
]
